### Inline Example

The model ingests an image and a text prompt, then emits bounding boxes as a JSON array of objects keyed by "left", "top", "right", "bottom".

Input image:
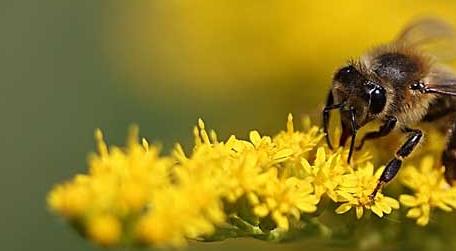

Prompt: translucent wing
[{"left": 396, "top": 18, "right": 456, "bottom": 62}]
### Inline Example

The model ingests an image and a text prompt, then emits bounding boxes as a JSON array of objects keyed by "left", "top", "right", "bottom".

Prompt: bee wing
[
  {"left": 396, "top": 18, "right": 456, "bottom": 61},
  {"left": 426, "top": 66, "right": 456, "bottom": 96}
]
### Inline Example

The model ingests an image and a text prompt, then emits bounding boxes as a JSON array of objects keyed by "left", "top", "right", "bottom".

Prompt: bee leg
[
  {"left": 323, "top": 91, "right": 334, "bottom": 149},
  {"left": 370, "top": 127, "right": 423, "bottom": 199},
  {"left": 443, "top": 122, "right": 456, "bottom": 184},
  {"left": 355, "top": 116, "right": 397, "bottom": 151},
  {"left": 322, "top": 91, "right": 345, "bottom": 149},
  {"left": 346, "top": 107, "right": 358, "bottom": 164}
]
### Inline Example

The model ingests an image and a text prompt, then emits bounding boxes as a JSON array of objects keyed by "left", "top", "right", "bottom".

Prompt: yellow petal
[
  {"left": 272, "top": 211, "right": 289, "bottom": 230},
  {"left": 406, "top": 208, "right": 421, "bottom": 218},
  {"left": 417, "top": 215, "right": 430, "bottom": 226},
  {"left": 335, "top": 203, "right": 352, "bottom": 214},
  {"left": 254, "top": 204, "right": 269, "bottom": 217},
  {"left": 290, "top": 208, "right": 301, "bottom": 219},
  {"left": 197, "top": 118, "right": 205, "bottom": 129},
  {"left": 327, "top": 190, "right": 339, "bottom": 202},
  {"left": 436, "top": 202, "right": 452, "bottom": 212},
  {"left": 336, "top": 190, "right": 354, "bottom": 201},
  {"left": 371, "top": 204, "right": 384, "bottom": 218},
  {"left": 400, "top": 194, "right": 418, "bottom": 207},
  {"left": 297, "top": 202, "right": 317, "bottom": 213},
  {"left": 247, "top": 192, "right": 260, "bottom": 205},
  {"left": 249, "top": 130, "right": 262, "bottom": 146},
  {"left": 287, "top": 113, "right": 294, "bottom": 133},
  {"left": 377, "top": 201, "right": 392, "bottom": 214},
  {"left": 315, "top": 147, "right": 326, "bottom": 165},
  {"left": 442, "top": 196, "right": 456, "bottom": 209},
  {"left": 341, "top": 176, "right": 358, "bottom": 187},
  {"left": 383, "top": 197, "right": 400, "bottom": 209},
  {"left": 300, "top": 159, "right": 312, "bottom": 174},
  {"left": 374, "top": 166, "right": 385, "bottom": 178},
  {"left": 266, "top": 198, "right": 278, "bottom": 209},
  {"left": 273, "top": 148, "right": 294, "bottom": 161},
  {"left": 422, "top": 204, "right": 431, "bottom": 215},
  {"left": 355, "top": 206, "right": 364, "bottom": 219}
]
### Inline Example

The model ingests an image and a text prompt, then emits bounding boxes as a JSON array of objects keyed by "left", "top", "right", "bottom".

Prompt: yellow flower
[
  {"left": 49, "top": 114, "right": 456, "bottom": 248},
  {"left": 335, "top": 163, "right": 399, "bottom": 219},
  {"left": 87, "top": 214, "right": 122, "bottom": 246},
  {"left": 47, "top": 125, "right": 226, "bottom": 247},
  {"left": 86, "top": 127, "right": 173, "bottom": 215},
  {"left": 135, "top": 184, "right": 224, "bottom": 246},
  {"left": 301, "top": 147, "right": 348, "bottom": 201},
  {"left": 47, "top": 175, "right": 92, "bottom": 218},
  {"left": 399, "top": 155, "right": 456, "bottom": 226},
  {"left": 274, "top": 114, "right": 324, "bottom": 160},
  {"left": 252, "top": 173, "right": 319, "bottom": 230},
  {"left": 190, "top": 116, "right": 321, "bottom": 231}
]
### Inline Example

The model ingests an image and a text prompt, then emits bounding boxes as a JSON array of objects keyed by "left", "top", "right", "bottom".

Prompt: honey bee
[{"left": 323, "top": 18, "right": 456, "bottom": 199}]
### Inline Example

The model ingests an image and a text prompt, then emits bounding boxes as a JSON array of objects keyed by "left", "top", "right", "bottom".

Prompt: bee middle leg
[
  {"left": 356, "top": 116, "right": 397, "bottom": 151},
  {"left": 370, "top": 127, "right": 423, "bottom": 199}
]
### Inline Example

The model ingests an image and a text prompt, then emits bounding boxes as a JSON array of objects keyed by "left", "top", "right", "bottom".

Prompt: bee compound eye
[{"left": 369, "top": 86, "right": 387, "bottom": 114}]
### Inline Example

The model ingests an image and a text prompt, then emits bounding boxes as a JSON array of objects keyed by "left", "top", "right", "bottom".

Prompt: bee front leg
[
  {"left": 370, "top": 127, "right": 423, "bottom": 199},
  {"left": 323, "top": 91, "right": 346, "bottom": 149},
  {"left": 323, "top": 91, "right": 335, "bottom": 149},
  {"left": 356, "top": 116, "right": 397, "bottom": 151}
]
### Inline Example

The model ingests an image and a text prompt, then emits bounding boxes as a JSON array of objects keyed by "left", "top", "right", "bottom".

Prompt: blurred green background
[{"left": 3, "top": 1, "right": 456, "bottom": 250}]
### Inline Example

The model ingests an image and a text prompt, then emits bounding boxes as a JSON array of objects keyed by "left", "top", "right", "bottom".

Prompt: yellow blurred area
[{"left": 103, "top": 1, "right": 456, "bottom": 102}]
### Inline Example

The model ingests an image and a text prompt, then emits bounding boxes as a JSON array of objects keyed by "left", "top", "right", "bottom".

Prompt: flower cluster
[
  {"left": 47, "top": 114, "right": 455, "bottom": 248},
  {"left": 400, "top": 156, "right": 456, "bottom": 226}
]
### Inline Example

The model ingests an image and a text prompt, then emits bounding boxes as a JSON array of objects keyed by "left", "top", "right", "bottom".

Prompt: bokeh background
[{"left": 3, "top": 1, "right": 456, "bottom": 250}]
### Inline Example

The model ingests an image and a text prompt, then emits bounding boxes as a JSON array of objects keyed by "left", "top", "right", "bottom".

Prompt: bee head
[
  {"left": 323, "top": 64, "right": 388, "bottom": 163},
  {"left": 332, "top": 65, "right": 387, "bottom": 127}
]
